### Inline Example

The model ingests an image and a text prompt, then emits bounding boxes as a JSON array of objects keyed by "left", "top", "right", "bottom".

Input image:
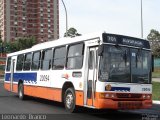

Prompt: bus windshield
[{"left": 99, "top": 45, "right": 151, "bottom": 84}]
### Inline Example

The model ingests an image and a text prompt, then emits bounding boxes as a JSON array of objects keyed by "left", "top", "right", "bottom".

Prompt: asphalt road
[{"left": 0, "top": 81, "right": 159, "bottom": 120}]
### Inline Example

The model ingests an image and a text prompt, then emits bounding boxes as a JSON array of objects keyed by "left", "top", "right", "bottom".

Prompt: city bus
[{"left": 4, "top": 32, "right": 153, "bottom": 112}]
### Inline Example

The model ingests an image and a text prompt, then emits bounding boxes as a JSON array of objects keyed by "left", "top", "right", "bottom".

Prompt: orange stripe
[
  {"left": 75, "top": 91, "right": 84, "bottom": 106},
  {"left": 4, "top": 82, "right": 62, "bottom": 102},
  {"left": 24, "top": 86, "right": 84, "bottom": 106},
  {"left": 4, "top": 83, "right": 18, "bottom": 93},
  {"left": 24, "top": 85, "right": 62, "bottom": 102},
  {"left": 4, "top": 82, "right": 10, "bottom": 91},
  {"left": 13, "top": 84, "right": 18, "bottom": 93},
  {"left": 4, "top": 82, "right": 84, "bottom": 106}
]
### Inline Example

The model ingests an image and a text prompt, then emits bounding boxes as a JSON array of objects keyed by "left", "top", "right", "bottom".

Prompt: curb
[{"left": 153, "top": 100, "right": 160, "bottom": 105}]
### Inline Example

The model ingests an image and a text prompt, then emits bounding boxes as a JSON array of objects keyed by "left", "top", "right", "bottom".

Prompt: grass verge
[
  {"left": 152, "top": 72, "right": 160, "bottom": 78},
  {"left": 152, "top": 82, "right": 160, "bottom": 100}
]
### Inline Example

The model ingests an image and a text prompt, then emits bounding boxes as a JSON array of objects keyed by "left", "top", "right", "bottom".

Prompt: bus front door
[
  {"left": 10, "top": 58, "right": 15, "bottom": 92},
  {"left": 87, "top": 47, "right": 98, "bottom": 106}
]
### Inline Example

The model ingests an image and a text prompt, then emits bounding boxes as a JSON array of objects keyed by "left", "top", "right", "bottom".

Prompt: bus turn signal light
[{"left": 99, "top": 93, "right": 116, "bottom": 99}]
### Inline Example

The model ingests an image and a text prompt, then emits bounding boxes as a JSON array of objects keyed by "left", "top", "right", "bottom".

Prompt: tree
[
  {"left": 3, "top": 36, "right": 37, "bottom": 53},
  {"left": 0, "top": 40, "right": 4, "bottom": 53},
  {"left": 16, "top": 36, "right": 37, "bottom": 51},
  {"left": 64, "top": 27, "right": 81, "bottom": 37},
  {"left": 147, "top": 29, "right": 160, "bottom": 57}
]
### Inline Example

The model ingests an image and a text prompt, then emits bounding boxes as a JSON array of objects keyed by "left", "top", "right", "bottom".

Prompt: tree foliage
[
  {"left": 0, "top": 37, "right": 37, "bottom": 53},
  {"left": 64, "top": 27, "right": 81, "bottom": 37},
  {"left": 147, "top": 29, "right": 160, "bottom": 57}
]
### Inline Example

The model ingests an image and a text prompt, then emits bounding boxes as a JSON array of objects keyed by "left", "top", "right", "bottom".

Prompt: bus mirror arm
[
  {"left": 98, "top": 45, "right": 104, "bottom": 56},
  {"left": 152, "top": 55, "right": 154, "bottom": 72}
]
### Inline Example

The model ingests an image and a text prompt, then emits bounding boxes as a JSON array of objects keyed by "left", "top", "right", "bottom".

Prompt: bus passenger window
[
  {"left": 53, "top": 46, "right": 66, "bottom": 70},
  {"left": 31, "top": 51, "right": 41, "bottom": 70},
  {"left": 16, "top": 54, "right": 24, "bottom": 71},
  {"left": 41, "top": 49, "right": 52, "bottom": 70},
  {"left": 23, "top": 53, "right": 32, "bottom": 70},
  {"left": 6, "top": 57, "right": 11, "bottom": 71},
  {"left": 66, "top": 43, "right": 84, "bottom": 69}
]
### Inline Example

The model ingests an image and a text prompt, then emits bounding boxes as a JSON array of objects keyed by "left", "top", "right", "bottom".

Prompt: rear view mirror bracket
[{"left": 98, "top": 45, "right": 104, "bottom": 56}]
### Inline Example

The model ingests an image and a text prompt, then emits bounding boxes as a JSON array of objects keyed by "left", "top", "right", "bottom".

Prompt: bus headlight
[
  {"left": 99, "top": 93, "right": 116, "bottom": 99},
  {"left": 111, "top": 94, "right": 115, "bottom": 98},
  {"left": 143, "top": 95, "right": 146, "bottom": 99},
  {"left": 147, "top": 95, "right": 151, "bottom": 99},
  {"left": 105, "top": 93, "right": 110, "bottom": 98},
  {"left": 142, "top": 94, "right": 151, "bottom": 100}
]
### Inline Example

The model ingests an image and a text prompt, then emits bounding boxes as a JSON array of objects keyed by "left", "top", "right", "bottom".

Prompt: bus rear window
[{"left": 6, "top": 57, "right": 11, "bottom": 71}]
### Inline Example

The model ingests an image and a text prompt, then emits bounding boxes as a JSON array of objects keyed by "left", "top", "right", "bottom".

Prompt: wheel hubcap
[
  {"left": 66, "top": 93, "right": 73, "bottom": 109},
  {"left": 19, "top": 90, "right": 22, "bottom": 97},
  {"left": 19, "top": 86, "right": 22, "bottom": 98}
]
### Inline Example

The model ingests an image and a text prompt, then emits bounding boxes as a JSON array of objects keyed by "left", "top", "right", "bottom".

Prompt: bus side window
[
  {"left": 53, "top": 46, "right": 66, "bottom": 70},
  {"left": 41, "top": 49, "right": 52, "bottom": 70},
  {"left": 6, "top": 57, "right": 11, "bottom": 71},
  {"left": 66, "top": 43, "right": 84, "bottom": 69},
  {"left": 16, "top": 54, "right": 24, "bottom": 71},
  {"left": 31, "top": 51, "right": 41, "bottom": 70},
  {"left": 23, "top": 53, "right": 32, "bottom": 70}
]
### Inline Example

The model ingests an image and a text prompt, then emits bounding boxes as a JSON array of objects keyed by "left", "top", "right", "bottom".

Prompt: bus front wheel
[
  {"left": 18, "top": 83, "right": 25, "bottom": 100},
  {"left": 64, "top": 88, "right": 76, "bottom": 113}
]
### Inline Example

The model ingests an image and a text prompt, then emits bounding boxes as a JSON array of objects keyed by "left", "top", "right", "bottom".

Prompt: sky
[{"left": 59, "top": 0, "right": 160, "bottom": 39}]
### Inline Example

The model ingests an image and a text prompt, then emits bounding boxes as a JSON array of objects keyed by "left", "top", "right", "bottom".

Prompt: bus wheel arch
[{"left": 62, "top": 82, "right": 76, "bottom": 112}]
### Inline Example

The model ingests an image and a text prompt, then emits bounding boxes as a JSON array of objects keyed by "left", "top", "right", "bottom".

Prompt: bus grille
[{"left": 116, "top": 93, "right": 142, "bottom": 98}]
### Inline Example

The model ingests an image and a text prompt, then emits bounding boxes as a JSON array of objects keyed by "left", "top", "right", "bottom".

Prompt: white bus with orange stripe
[{"left": 4, "top": 32, "right": 153, "bottom": 112}]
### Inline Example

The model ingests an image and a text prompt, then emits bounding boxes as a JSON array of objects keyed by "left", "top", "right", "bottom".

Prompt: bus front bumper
[{"left": 96, "top": 99, "right": 152, "bottom": 110}]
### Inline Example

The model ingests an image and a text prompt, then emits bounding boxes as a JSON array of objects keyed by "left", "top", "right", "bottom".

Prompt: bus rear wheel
[
  {"left": 18, "top": 83, "right": 25, "bottom": 100},
  {"left": 64, "top": 88, "right": 76, "bottom": 113}
]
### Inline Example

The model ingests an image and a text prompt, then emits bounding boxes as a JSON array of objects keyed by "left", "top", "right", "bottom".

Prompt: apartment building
[{"left": 0, "top": 0, "right": 59, "bottom": 43}]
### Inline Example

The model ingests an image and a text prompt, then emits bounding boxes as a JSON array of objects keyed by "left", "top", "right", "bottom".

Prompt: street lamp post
[
  {"left": 141, "top": 0, "right": 143, "bottom": 38},
  {"left": 61, "top": 0, "right": 68, "bottom": 37}
]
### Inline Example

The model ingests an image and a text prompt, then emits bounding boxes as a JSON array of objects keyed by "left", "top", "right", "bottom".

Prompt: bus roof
[{"left": 7, "top": 31, "right": 104, "bottom": 57}]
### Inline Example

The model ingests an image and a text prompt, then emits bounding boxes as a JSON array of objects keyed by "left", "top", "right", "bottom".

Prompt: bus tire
[
  {"left": 18, "top": 83, "right": 25, "bottom": 100},
  {"left": 64, "top": 88, "right": 76, "bottom": 113}
]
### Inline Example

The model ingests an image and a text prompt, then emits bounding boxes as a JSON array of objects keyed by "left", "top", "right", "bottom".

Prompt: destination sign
[{"left": 102, "top": 33, "right": 150, "bottom": 49}]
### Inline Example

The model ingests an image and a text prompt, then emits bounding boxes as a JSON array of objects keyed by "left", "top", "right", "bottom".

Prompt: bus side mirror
[
  {"left": 98, "top": 45, "right": 103, "bottom": 56},
  {"left": 152, "top": 55, "right": 154, "bottom": 72}
]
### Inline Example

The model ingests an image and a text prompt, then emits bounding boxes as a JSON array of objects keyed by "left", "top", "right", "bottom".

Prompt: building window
[
  {"left": 53, "top": 46, "right": 66, "bottom": 70},
  {"left": 66, "top": 43, "right": 84, "bottom": 69},
  {"left": 41, "top": 18, "right": 43, "bottom": 22}
]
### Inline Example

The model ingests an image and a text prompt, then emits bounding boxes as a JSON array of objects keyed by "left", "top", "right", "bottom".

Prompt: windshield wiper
[{"left": 138, "top": 77, "right": 148, "bottom": 83}]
